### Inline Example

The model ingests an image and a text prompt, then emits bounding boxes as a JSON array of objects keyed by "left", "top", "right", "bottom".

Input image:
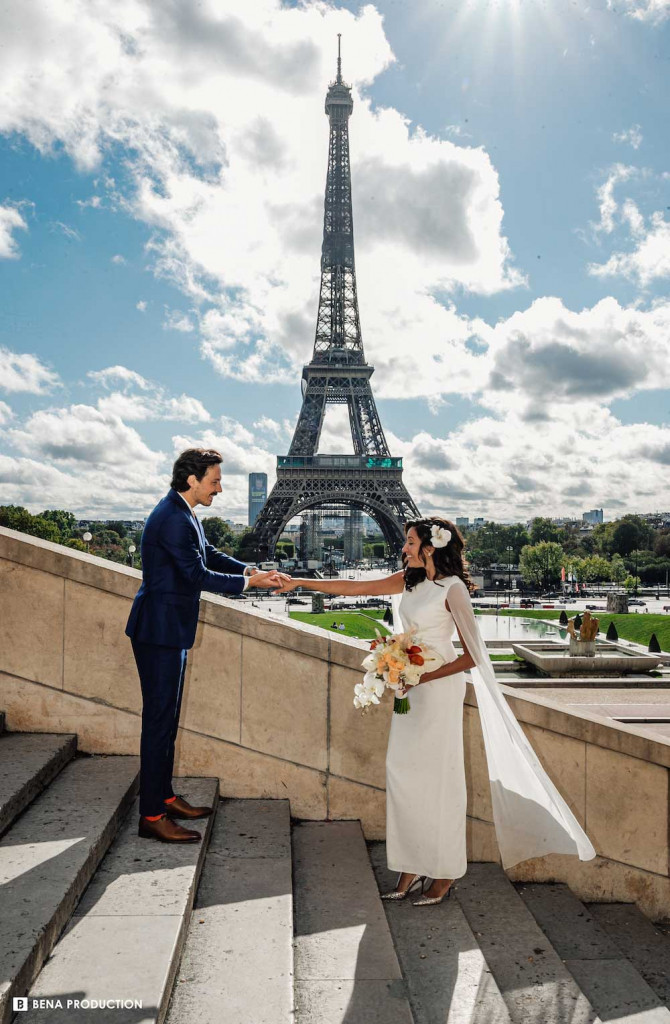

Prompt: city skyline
[{"left": 1, "top": 0, "right": 669, "bottom": 523}]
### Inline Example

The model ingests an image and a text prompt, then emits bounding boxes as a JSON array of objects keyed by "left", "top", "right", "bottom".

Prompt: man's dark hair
[{"left": 171, "top": 448, "right": 222, "bottom": 492}]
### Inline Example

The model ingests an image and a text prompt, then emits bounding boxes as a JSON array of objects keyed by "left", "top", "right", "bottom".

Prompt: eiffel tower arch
[{"left": 250, "top": 38, "right": 420, "bottom": 561}]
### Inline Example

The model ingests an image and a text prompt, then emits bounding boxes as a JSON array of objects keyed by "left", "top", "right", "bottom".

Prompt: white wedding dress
[
  {"left": 388, "top": 574, "right": 596, "bottom": 878},
  {"left": 386, "top": 576, "right": 468, "bottom": 878}
]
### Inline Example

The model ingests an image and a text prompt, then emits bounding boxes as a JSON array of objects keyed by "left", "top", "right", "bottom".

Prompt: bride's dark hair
[{"left": 403, "top": 517, "right": 475, "bottom": 592}]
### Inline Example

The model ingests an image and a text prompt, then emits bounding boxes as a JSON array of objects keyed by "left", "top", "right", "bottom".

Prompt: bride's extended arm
[{"left": 274, "top": 570, "right": 405, "bottom": 598}]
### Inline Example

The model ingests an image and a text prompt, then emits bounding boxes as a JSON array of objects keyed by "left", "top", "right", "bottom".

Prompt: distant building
[
  {"left": 472, "top": 518, "right": 485, "bottom": 530},
  {"left": 344, "top": 510, "right": 364, "bottom": 561},
  {"left": 582, "top": 509, "right": 604, "bottom": 525},
  {"left": 300, "top": 512, "right": 321, "bottom": 561},
  {"left": 248, "top": 473, "right": 268, "bottom": 526},
  {"left": 223, "top": 520, "right": 248, "bottom": 536},
  {"left": 455, "top": 517, "right": 470, "bottom": 529}
]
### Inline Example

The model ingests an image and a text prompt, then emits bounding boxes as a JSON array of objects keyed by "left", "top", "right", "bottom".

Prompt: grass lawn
[
  {"left": 289, "top": 611, "right": 391, "bottom": 640},
  {"left": 485, "top": 609, "right": 670, "bottom": 651}
]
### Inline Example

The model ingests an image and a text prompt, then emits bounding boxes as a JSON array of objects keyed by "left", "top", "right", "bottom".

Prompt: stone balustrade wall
[{"left": 1, "top": 526, "right": 669, "bottom": 920}]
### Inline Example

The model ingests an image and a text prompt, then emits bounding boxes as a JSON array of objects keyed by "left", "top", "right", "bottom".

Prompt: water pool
[{"left": 474, "top": 615, "right": 567, "bottom": 641}]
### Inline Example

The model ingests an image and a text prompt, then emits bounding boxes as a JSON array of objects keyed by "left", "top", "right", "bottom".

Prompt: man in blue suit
[{"left": 126, "top": 447, "right": 288, "bottom": 843}]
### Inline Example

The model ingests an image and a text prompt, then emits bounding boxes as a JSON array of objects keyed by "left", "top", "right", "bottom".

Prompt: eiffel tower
[{"left": 251, "top": 38, "right": 420, "bottom": 561}]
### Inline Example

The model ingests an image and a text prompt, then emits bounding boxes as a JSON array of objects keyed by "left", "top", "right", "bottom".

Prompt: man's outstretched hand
[{"left": 246, "top": 570, "right": 292, "bottom": 589}]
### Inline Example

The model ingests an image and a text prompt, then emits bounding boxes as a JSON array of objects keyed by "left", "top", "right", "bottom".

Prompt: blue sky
[{"left": 0, "top": 0, "right": 669, "bottom": 522}]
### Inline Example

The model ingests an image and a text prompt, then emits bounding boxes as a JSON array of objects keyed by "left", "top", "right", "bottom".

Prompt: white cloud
[
  {"left": 9, "top": 403, "right": 163, "bottom": 467},
  {"left": 111, "top": 253, "right": 126, "bottom": 264},
  {"left": 76, "top": 195, "right": 102, "bottom": 209},
  {"left": 88, "top": 364, "right": 211, "bottom": 423},
  {"left": 0, "top": 400, "right": 13, "bottom": 425},
  {"left": 88, "top": 365, "right": 151, "bottom": 390},
  {"left": 0, "top": 0, "right": 522, "bottom": 396},
  {"left": 612, "top": 125, "right": 643, "bottom": 150},
  {"left": 481, "top": 296, "right": 670, "bottom": 416},
  {"left": 136, "top": 300, "right": 147, "bottom": 312},
  {"left": 52, "top": 220, "right": 81, "bottom": 242},
  {"left": 0, "top": 346, "right": 60, "bottom": 393},
  {"left": 0, "top": 205, "right": 27, "bottom": 258},
  {"left": 610, "top": 0, "right": 670, "bottom": 22},
  {"left": 253, "top": 415, "right": 296, "bottom": 441},
  {"left": 0, "top": 448, "right": 168, "bottom": 520},
  {"left": 163, "top": 309, "right": 195, "bottom": 333},
  {"left": 288, "top": 400, "right": 670, "bottom": 523},
  {"left": 590, "top": 164, "right": 638, "bottom": 236},
  {"left": 589, "top": 212, "right": 670, "bottom": 286}
]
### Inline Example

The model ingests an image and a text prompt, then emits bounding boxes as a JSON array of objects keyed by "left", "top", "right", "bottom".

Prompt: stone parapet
[{"left": 1, "top": 526, "right": 669, "bottom": 920}]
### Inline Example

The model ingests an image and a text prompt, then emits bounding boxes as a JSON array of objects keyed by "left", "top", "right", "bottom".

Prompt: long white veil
[{"left": 393, "top": 579, "right": 596, "bottom": 869}]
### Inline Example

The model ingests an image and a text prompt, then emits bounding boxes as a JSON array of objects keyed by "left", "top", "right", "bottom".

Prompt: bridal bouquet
[{"left": 356, "top": 629, "right": 441, "bottom": 714}]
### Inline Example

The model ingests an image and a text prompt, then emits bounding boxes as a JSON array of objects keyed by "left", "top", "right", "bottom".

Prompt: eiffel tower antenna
[{"left": 249, "top": 36, "right": 421, "bottom": 561}]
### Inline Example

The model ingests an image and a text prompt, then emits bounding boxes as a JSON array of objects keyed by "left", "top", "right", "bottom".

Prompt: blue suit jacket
[{"left": 125, "top": 489, "right": 248, "bottom": 650}]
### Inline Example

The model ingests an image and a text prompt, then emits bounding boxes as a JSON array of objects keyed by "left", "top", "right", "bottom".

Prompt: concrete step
[
  {"left": 517, "top": 882, "right": 670, "bottom": 1023},
  {"left": 0, "top": 754, "right": 139, "bottom": 1024},
  {"left": 0, "top": 732, "right": 77, "bottom": 837},
  {"left": 292, "top": 820, "right": 413, "bottom": 1024},
  {"left": 587, "top": 902, "right": 670, "bottom": 1008},
  {"left": 19, "top": 778, "right": 218, "bottom": 1024},
  {"left": 369, "top": 843, "right": 511, "bottom": 1024},
  {"left": 455, "top": 863, "right": 601, "bottom": 1024},
  {"left": 166, "top": 798, "right": 293, "bottom": 1024}
]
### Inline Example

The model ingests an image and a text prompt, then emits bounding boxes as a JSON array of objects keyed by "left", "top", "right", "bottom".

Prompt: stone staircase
[{"left": 2, "top": 717, "right": 670, "bottom": 1024}]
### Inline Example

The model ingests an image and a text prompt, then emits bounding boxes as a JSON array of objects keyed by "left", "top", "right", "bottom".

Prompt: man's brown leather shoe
[
  {"left": 164, "top": 794, "right": 213, "bottom": 820},
  {"left": 138, "top": 814, "right": 201, "bottom": 843}
]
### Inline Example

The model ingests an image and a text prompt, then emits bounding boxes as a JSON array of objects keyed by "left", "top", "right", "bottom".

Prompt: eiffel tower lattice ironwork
[{"left": 250, "top": 38, "right": 421, "bottom": 560}]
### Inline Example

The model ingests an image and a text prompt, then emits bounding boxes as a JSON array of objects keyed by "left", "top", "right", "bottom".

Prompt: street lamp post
[
  {"left": 82, "top": 531, "right": 92, "bottom": 554},
  {"left": 495, "top": 579, "right": 500, "bottom": 613},
  {"left": 128, "top": 544, "right": 136, "bottom": 568},
  {"left": 507, "top": 545, "right": 513, "bottom": 601}
]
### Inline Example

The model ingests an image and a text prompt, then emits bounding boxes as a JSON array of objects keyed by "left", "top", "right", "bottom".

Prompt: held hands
[
  {"left": 271, "top": 578, "right": 301, "bottom": 594},
  {"left": 246, "top": 570, "right": 292, "bottom": 589}
]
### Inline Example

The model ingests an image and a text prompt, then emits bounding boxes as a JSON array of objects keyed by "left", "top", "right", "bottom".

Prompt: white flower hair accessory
[{"left": 430, "top": 524, "right": 452, "bottom": 548}]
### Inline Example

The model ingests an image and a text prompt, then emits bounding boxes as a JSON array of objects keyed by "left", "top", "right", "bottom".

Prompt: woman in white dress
[{"left": 274, "top": 516, "right": 595, "bottom": 906}]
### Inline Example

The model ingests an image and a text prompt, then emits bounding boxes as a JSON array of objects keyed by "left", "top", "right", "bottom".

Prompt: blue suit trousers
[{"left": 132, "top": 639, "right": 187, "bottom": 817}]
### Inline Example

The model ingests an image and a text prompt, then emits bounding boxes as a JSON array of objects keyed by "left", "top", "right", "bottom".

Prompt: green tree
[
  {"left": 519, "top": 541, "right": 565, "bottom": 589},
  {"left": 105, "top": 521, "right": 128, "bottom": 539},
  {"left": 610, "top": 554, "right": 627, "bottom": 583},
  {"left": 469, "top": 522, "right": 529, "bottom": 562},
  {"left": 28, "top": 516, "right": 61, "bottom": 542},
  {"left": 529, "top": 517, "right": 562, "bottom": 544},
  {"left": 609, "top": 515, "right": 654, "bottom": 556},
  {"left": 579, "top": 555, "right": 612, "bottom": 583},
  {"left": 0, "top": 504, "right": 60, "bottom": 542},
  {"left": 39, "top": 509, "right": 77, "bottom": 539},
  {"left": 66, "top": 538, "right": 87, "bottom": 552},
  {"left": 654, "top": 531, "right": 670, "bottom": 558},
  {"left": 202, "top": 517, "right": 234, "bottom": 550},
  {"left": 235, "top": 529, "right": 259, "bottom": 562},
  {"left": 0, "top": 505, "right": 33, "bottom": 532}
]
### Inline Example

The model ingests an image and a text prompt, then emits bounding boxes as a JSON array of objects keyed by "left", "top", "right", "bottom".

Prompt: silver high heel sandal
[
  {"left": 380, "top": 873, "right": 425, "bottom": 901},
  {"left": 412, "top": 880, "right": 454, "bottom": 906}
]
